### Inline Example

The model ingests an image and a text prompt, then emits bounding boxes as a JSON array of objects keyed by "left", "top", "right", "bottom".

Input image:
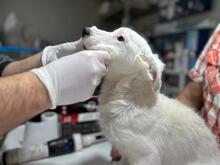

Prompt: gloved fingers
[
  {"left": 89, "top": 63, "right": 106, "bottom": 88},
  {"left": 92, "top": 76, "right": 102, "bottom": 89},
  {"left": 97, "top": 60, "right": 109, "bottom": 76},
  {"left": 56, "top": 38, "right": 84, "bottom": 57},
  {"left": 79, "top": 50, "right": 111, "bottom": 67},
  {"left": 94, "top": 50, "right": 111, "bottom": 66}
]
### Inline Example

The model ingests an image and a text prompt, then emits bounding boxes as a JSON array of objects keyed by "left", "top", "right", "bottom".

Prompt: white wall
[{"left": 0, "top": 0, "right": 101, "bottom": 44}]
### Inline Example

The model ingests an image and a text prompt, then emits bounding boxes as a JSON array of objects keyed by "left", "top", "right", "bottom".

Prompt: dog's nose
[{"left": 82, "top": 27, "right": 91, "bottom": 37}]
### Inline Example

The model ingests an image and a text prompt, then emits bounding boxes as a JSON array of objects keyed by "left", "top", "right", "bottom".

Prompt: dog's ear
[
  {"left": 136, "top": 53, "right": 165, "bottom": 93},
  {"left": 150, "top": 54, "right": 165, "bottom": 93}
]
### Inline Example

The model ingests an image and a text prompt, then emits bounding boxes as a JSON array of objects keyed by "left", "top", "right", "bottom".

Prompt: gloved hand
[
  {"left": 32, "top": 50, "right": 111, "bottom": 109},
  {"left": 41, "top": 39, "right": 83, "bottom": 65}
]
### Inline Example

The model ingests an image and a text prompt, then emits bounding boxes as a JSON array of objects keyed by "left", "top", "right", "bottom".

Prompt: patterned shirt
[
  {"left": 0, "top": 56, "right": 13, "bottom": 76},
  {"left": 189, "top": 24, "right": 220, "bottom": 144}
]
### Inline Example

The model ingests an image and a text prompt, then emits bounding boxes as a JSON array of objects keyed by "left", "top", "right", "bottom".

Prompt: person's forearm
[
  {"left": 0, "top": 72, "right": 51, "bottom": 135},
  {"left": 2, "top": 53, "right": 42, "bottom": 76},
  {"left": 176, "top": 81, "right": 204, "bottom": 110}
]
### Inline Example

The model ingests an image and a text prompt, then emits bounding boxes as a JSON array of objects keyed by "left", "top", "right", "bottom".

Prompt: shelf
[
  {"left": 100, "top": 5, "right": 158, "bottom": 22},
  {"left": 158, "top": 0, "right": 213, "bottom": 23},
  {"left": 151, "top": 19, "right": 217, "bottom": 37},
  {"left": 0, "top": 45, "right": 41, "bottom": 54},
  {"left": 164, "top": 69, "right": 188, "bottom": 75}
]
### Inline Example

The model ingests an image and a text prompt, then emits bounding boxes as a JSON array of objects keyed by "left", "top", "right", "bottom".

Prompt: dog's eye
[{"left": 117, "top": 35, "right": 125, "bottom": 42}]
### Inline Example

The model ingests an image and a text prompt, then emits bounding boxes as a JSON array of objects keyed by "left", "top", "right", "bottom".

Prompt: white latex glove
[
  {"left": 32, "top": 50, "right": 111, "bottom": 109},
  {"left": 41, "top": 39, "right": 83, "bottom": 65}
]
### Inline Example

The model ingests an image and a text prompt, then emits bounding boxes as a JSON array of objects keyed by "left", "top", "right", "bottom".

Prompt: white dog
[{"left": 82, "top": 26, "right": 220, "bottom": 165}]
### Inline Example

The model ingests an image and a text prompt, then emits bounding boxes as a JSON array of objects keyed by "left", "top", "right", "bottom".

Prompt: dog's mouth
[
  {"left": 82, "top": 39, "right": 93, "bottom": 50},
  {"left": 83, "top": 42, "right": 96, "bottom": 51},
  {"left": 83, "top": 45, "right": 87, "bottom": 50}
]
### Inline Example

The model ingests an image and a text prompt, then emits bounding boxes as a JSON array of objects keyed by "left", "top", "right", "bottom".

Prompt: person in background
[
  {"left": 0, "top": 39, "right": 111, "bottom": 135},
  {"left": 111, "top": 23, "right": 220, "bottom": 161},
  {"left": 177, "top": 23, "right": 220, "bottom": 145}
]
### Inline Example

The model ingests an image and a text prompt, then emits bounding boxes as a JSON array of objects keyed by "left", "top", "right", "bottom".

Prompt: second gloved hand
[
  {"left": 41, "top": 39, "right": 83, "bottom": 65},
  {"left": 32, "top": 50, "right": 111, "bottom": 109}
]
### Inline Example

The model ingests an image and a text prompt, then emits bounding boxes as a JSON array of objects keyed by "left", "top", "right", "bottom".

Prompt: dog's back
[
  {"left": 99, "top": 78, "right": 220, "bottom": 165},
  {"left": 155, "top": 94, "right": 220, "bottom": 165}
]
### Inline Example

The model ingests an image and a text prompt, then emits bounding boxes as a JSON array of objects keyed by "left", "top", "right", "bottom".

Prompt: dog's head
[{"left": 82, "top": 26, "right": 165, "bottom": 93}]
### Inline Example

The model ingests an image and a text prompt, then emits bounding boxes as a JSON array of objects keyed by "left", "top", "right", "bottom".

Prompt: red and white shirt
[{"left": 189, "top": 24, "right": 220, "bottom": 144}]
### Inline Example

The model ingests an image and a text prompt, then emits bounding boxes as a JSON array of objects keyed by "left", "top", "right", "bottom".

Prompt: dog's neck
[{"left": 101, "top": 71, "right": 157, "bottom": 108}]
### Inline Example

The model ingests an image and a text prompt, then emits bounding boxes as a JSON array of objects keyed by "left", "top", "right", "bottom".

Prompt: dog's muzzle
[{"left": 82, "top": 27, "right": 91, "bottom": 38}]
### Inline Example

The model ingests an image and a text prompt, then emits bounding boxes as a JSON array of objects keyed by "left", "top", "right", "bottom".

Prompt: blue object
[
  {"left": 188, "top": 54, "right": 196, "bottom": 69},
  {"left": 186, "top": 30, "right": 198, "bottom": 51},
  {"left": 0, "top": 45, "right": 41, "bottom": 54}
]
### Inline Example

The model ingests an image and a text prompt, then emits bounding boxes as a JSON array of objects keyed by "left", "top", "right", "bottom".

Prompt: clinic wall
[{"left": 0, "top": 0, "right": 101, "bottom": 44}]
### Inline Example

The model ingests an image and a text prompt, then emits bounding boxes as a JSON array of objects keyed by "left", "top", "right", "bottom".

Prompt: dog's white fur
[{"left": 82, "top": 26, "right": 220, "bottom": 165}]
